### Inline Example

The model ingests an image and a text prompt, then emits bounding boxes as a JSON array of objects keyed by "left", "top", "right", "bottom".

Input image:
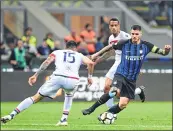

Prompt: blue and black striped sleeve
[{"left": 144, "top": 41, "right": 170, "bottom": 56}]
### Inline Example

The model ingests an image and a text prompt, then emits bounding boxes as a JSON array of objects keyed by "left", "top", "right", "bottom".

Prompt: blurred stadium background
[{"left": 1, "top": 0, "right": 172, "bottom": 130}]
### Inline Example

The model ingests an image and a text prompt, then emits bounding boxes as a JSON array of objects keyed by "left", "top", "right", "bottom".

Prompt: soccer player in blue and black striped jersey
[{"left": 82, "top": 25, "right": 171, "bottom": 117}]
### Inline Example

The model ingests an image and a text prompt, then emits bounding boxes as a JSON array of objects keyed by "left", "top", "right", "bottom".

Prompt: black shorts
[{"left": 112, "top": 74, "right": 136, "bottom": 99}]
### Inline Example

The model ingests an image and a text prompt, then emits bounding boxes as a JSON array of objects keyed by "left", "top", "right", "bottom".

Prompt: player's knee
[
  {"left": 104, "top": 87, "right": 110, "bottom": 93},
  {"left": 52, "top": 96, "right": 57, "bottom": 99},
  {"left": 119, "top": 101, "right": 128, "bottom": 109},
  {"left": 32, "top": 93, "right": 43, "bottom": 103},
  {"left": 104, "top": 85, "right": 111, "bottom": 93},
  {"left": 104, "top": 79, "right": 112, "bottom": 93}
]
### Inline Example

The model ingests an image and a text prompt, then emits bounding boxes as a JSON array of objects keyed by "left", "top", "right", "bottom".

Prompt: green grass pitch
[{"left": 1, "top": 101, "right": 172, "bottom": 130}]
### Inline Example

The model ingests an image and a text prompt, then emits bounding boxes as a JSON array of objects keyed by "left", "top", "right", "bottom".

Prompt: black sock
[
  {"left": 90, "top": 93, "right": 111, "bottom": 112},
  {"left": 107, "top": 103, "right": 122, "bottom": 114}
]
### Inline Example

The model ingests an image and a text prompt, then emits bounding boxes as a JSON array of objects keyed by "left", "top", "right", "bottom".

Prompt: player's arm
[
  {"left": 82, "top": 55, "right": 95, "bottom": 85},
  {"left": 95, "top": 50, "right": 115, "bottom": 64},
  {"left": 28, "top": 53, "right": 55, "bottom": 86},
  {"left": 146, "top": 42, "right": 171, "bottom": 55},
  {"left": 91, "top": 44, "right": 113, "bottom": 60},
  {"left": 86, "top": 55, "right": 95, "bottom": 75},
  {"left": 34, "top": 54, "right": 55, "bottom": 77},
  {"left": 82, "top": 55, "right": 95, "bottom": 73},
  {"left": 92, "top": 40, "right": 126, "bottom": 60},
  {"left": 87, "top": 62, "right": 94, "bottom": 86},
  {"left": 151, "top": 45, "right": 171, "bottom": 56}
]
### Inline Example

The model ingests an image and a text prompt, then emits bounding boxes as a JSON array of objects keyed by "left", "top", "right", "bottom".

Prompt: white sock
[
  {"left": 106, "top": 98, "right": 114, "bottom": 108},
  {"left": 10, "top": 97, "right": 34, "bottom": 117},
  {"left": 61, "top": 94, "right": 73, "bottom": 121},
  {"left": 135, "top": 87, "right": 141, "bottom": 95}
]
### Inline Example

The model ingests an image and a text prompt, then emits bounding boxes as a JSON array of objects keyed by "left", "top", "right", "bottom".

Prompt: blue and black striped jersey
[{"left": 112, "top": 39, "right": 156, "bottom": 81}]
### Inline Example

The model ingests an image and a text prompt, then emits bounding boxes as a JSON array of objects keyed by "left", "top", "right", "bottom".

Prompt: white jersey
[
  {"left": 106, "top": 31, "right": 131, "bottom": 80},
  {"left": 108, "top": 30, "right": 131, "bottom": 61},
  {"left": 51, "top": 50, "right": 83, "bottom": 78}
]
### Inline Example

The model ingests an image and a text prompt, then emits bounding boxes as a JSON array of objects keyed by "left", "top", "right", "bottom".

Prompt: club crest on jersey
[
  {"left": 140, "top": 50, "right": 143, "bottom": 54},
  {"left": 113, "top": 80, "right": 117, "bottom": 85}
]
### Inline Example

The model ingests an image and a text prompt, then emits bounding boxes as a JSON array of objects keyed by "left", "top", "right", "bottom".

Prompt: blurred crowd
[
  {"left": 144, "top": 1, "right": 172, "bottom": 27},
  {"left": 1, "top": 1, "right": 172, "bottom": 71},
  {"left": 1, "top": 27, "right": 62, "bottom": 71},
  {"left": 1, "top": 20, "right": 110, "bottom": 71}
]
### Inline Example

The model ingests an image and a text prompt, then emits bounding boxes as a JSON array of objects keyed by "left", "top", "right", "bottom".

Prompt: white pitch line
[{"left": 2, "top": 124, "right": 172, "bottom": 128}]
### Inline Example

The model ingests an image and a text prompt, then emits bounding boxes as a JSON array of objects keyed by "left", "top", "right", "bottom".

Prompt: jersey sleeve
[
  {"left": 144, "top": 41, "right": 169, "bottom": 55},
  {"left": 143, "top": 41, "right": 154, "bottom": 53},
  {"left": 123, "top": 32, "right": 131, "bottom": 40},
  {"left": 112, "top": 40, "right": 127, "bottom": 50},
  {"left": 49, "top": 51, "right": 57, "bottom": 60}
]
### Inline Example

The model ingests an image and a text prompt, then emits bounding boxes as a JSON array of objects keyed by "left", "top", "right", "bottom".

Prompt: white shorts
[
  {"left": 38, "top": 74, "right": 79, "bottom": 99},
  {"left": 105, "top": 62, "right": 119, "bottom": 80}
]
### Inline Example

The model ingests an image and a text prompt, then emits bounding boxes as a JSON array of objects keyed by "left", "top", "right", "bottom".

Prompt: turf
[{"left": 1, "top": 102, "right": 172, "bottom": 130}]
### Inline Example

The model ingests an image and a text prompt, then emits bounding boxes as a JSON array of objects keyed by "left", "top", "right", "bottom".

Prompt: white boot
[{"left": 56, "top": 118, "right": 68, "bottom": 126}]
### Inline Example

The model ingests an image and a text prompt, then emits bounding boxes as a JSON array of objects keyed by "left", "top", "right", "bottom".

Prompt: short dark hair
[
  {"left": 25, "top": 27, "right": 32, "bottom": 32},
  {"left": 109, "top": 18, "right": 119, "bottom": 24},
  {"left": 43, "top": 38, "right": 47, "bottom": 41},
  {"left": 131, "top": 25, "right": 141, "bottom": 31},
  {"left": 18, "top": 39, "right": 22, "bottom": 42},
  {"left": 66, "top": 41, "right": 77, "bottom": 48},
  {"left": 85, "top": 23, "right": 91, "bottom": 29},
  {"left": 46, "top": 32, "right": 53, "bottom": 37}
]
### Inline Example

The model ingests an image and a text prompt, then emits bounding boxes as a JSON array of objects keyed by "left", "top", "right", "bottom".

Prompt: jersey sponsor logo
[{"left": 125, "top": 55, "right": 144, "bottom": 61}]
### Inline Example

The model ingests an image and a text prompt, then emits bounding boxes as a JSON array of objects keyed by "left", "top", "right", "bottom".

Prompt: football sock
[
  {"left": 90, "top": 93, "right": 111, "bottom": 112},
  {"left": 135, "top": 87, "right": 141, "bottom": 95},
  {"left": 10, "top": 97, "right": 34, "bottom": 117},
  {"left": 61, "top": 93, "right": 73, "bottom": 121},
  {"left": 61, "top": 112, "right": 69, "bottom": 121},
  {"left": 106, "top": 98, "right": 114, "bottom": 108},
  {"left": 107, "top": 103, "right": 122, "bottom": 114}
]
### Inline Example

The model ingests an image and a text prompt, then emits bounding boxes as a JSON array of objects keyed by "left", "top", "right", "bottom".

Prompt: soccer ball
[{"left": 98, "top": 112, "right": 117, "bottom": 125}]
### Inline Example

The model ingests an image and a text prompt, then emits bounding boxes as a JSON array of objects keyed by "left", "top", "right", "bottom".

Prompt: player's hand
[
  {"left": 28, "top": 75, "right": 37, "bottom": 86},
  {"left": 10, "top": 60, "right": 17, "bottom": 65},
  {"left": 91, "top": 54, "right": 98, "bottom": 61},
  {"left": 164, "top": 45, "right": 171, "bottom": 51},
  {"left": 94, "top": 57, "right": 101, "bottom": 65},
  {"left": 87, "top": 78, "right": 93, "bottom": 86}
]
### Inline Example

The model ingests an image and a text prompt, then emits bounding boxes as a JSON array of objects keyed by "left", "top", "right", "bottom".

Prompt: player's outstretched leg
[
  {"left": 98, "top": 97, "right": 130, "bottom": 121},
  {"left": 56, "top": 93, "right": 73, "bottom": 126},
  {"left": 82, "top": 89, "right": 117, "bottom": 115},
  {"left": 1, "top": 93, "right": 43, "bottom": 124},
  {"left": 104, "top": 78, "right": 114, "bottom": 108},
  {"left": 135, "top": 85, "right": 146, "bottom": 102}
]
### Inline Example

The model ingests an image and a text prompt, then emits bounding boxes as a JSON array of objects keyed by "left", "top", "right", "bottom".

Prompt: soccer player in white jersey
[
  {"left": 82, "top": 18, "right": 145, "bottom": 115},
  {"left": 1, "top": 41, "right": 94, "bottom": 126}
]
